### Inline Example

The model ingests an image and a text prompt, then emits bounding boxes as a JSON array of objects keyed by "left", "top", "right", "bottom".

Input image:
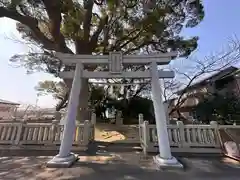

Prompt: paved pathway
[{"left": 0, "top": 149, "right": 240, "bottom": 180}]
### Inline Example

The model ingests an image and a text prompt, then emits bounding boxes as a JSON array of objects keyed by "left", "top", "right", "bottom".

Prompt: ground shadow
[
  {"left": 58, "top": 161, "right": 182, "bottom": 180},
  {"left": 1, "top": 151, "right": 240, "bottom": 179},
  {"left": 56, "top": 158, "right": 240, "bottom": 180}
]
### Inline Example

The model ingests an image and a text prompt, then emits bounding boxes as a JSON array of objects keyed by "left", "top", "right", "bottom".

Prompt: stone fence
[
  {"left": 0, "top": 113, "right": 96, "bottom": 151},
  {"left": 139, "top": 114, "right": 240, "bottom": 155}
]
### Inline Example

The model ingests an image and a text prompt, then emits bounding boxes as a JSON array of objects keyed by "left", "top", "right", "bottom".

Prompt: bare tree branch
[{"left": 167, "top": 38, "right": 240, "bottom": 117}]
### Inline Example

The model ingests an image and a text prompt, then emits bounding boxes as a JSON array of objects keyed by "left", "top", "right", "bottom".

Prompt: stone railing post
[
  {"left": 55, "top": 111, "right": 62, "bottom": 121},
  {"left": 210, "top": 121, "right": 220, "bottom": 145},
  {"left": 90, "top": 113, "right": 96, "bottom": 141},
  {"left": 142, "top": 120, "right": 149, "bottom": 155},
  {"left": 138, "top": 114, "right": 144, "bottom": 125},
  {"left": 116, "top": 111, "right": 123, "bottom": 125},
  {"left": 83, "top": 120, "right": 90, "bottom": 146},
  {"left": 51, "top": 120, "right": 59, "bottom": 142},
  {"left": 91, "top": 113, "right": 96, "bottom": 125},
  {"left": 210, "top": 121, "right": 218, "bottom": 126},
  {"left": 14, "top": 120, "right": 26, "bottom": 145},
  {"left": 176, "top": 121, "right": 186, "bottom": 148},
  {"left": 138, "top": 114, "right": 144, "bottom": 142}
]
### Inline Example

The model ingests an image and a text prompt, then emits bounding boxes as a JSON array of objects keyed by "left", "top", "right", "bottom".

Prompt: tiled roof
[
  {"left": 0, "top": 99, "right": 20, "bottom": 105},
  {"left": 176, "top": 65, "right": 239, "bottom": 94}
]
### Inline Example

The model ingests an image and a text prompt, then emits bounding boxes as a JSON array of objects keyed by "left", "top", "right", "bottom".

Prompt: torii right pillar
[{"left": 150, "top": 62, "right": 183, "bottom": 169}]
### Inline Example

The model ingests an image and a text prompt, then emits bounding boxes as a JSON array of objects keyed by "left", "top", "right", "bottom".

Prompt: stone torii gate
[{"left": 47, "top": 52, "right": 182, "bottom": 168}]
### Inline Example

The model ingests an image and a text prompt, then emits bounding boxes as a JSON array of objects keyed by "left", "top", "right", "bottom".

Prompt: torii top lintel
[
  {"left": 55, "top": 51, "right": 177, "bottom": 66},
  {"left": 57, "top": 51, "right": 176, "bottom": 79}
]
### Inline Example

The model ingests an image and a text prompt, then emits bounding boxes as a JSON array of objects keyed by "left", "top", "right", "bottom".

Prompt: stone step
[
  {"left": 88, "top": 141, "right": 142, "bottom": 153},
  {"left": 95, "top": 141, "right": 140, "bottom": 147}
]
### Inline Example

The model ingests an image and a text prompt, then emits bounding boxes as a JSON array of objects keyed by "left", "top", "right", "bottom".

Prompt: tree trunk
[{"left": 64, "top": 78, "right": 90, "bottom": 122}]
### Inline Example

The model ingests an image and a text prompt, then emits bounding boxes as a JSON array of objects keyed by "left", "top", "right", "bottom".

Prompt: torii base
[
  {"left": 46, "top": 153, "right": 78, "bottom": 168},
  {"left": 153, "top": 155, "right": 183, "bottom": 170}
]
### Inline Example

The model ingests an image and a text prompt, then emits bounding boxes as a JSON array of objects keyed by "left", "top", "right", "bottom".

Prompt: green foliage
[
  {"left": 35, "top": 80, "right": 68, "bottom": 98},
  {"left": 89, "top": 84, "right": 108, "bottom": 119},
  {"left": 89, "top": 85, "right": 106, "bottom": 105},
  {"left": 35, "top": 80, "right": 154, "bottom": 121},
  {"left": 61, "top": 2, "right": 85, "bottom": 39},
  {"left": 195, "top": 93, "right": 240, "bottom": 124},
  {"left": 0, "top": 0, "right": 204, "bottom": 74},
  {"left": 10, "top": 52, "right": 61, "bottom": 75},
  {"left": 121, "top": 96, "right": 155, "bottom": 124}
]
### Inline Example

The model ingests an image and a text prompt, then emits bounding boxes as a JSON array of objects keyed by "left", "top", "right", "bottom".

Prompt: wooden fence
[
  {"left": 139, "top": 118, "right": 240, "bottom": 154},
  {"left": 0, "top": 120, "right": 94, "bottom": 150}
]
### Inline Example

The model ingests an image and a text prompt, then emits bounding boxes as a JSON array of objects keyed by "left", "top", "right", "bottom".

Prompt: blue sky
[
  {"left": 0, "top": 0, "right": 240, "bottom": 107},
  {"left": 0, "top": 20, "right": 57, "bottom": 107}
]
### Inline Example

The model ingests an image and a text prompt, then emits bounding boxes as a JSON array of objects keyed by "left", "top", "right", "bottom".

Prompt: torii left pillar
[{"left": 47, "top": 63, "right": 83, "bottom": 168}]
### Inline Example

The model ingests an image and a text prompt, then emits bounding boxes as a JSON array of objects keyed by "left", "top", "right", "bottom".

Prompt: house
[
  {"left": 169, "top": 65, "right": 240, "bottom": 121},
  {"left": 0, "top": 99, "right": 20, "bottom": 120},
  {"left": 15, "top": 106, "right": 57, "bottom": 122}
]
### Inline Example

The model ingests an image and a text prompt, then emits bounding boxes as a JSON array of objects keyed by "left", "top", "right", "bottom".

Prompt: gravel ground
[{"left": 0, "top": 149, "right": 239, "bottom": 180}]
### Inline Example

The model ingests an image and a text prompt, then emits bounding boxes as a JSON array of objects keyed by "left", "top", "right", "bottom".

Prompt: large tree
[{"left": 0, "top": 0, "right": 204, "bottom": 120}]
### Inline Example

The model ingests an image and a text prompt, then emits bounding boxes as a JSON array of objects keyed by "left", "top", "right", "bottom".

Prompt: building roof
[
  {"left": 0, "top": 99, "right": 20, "bottom": 105},
  {"left": 176, "top": 65, "right": 240, "bottom": 94}
]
